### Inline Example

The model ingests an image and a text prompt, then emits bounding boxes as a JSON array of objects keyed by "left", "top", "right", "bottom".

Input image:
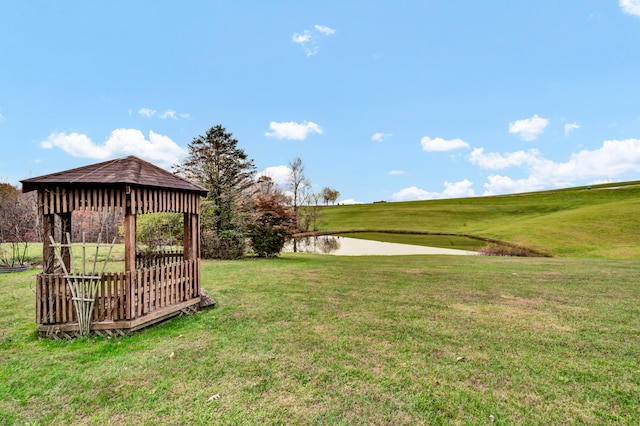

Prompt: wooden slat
[
  {"left": 53, "top": 276, "right": 60, "bottom": 323},
  {"left": 118, "top": 273, "right": 125, "bottom": 320},
  {"left": 152, "top": 267, "right": 159, "bottom": 309},
  {"left": 60, "top": 277, "right": 67, "bottom": 323},
  {"left": 111, "top": 274, "right": 117, "bottom": 320},
  {"left": 47, "top": 190, "right": 53, "bottom": 215},
  {"left": 172, "top": 263, "right": 177, "bottom": 305},
  {"left": 127, "top": 271, "right": 133, "bottom": 320},
  {"left": 105, "top": 274, "right": 112, "bottom": 321},
  {"left": 36, "top": 275, "right": 42, "bottom": 324},
  {"left": 47, "top": 278, "right": 54, "bottom": 324},
  {"left": 136, "top": 269, "right": 143, "bottom": 317},
  {"left": 40, "top": 276, "right": 47, "bottom": 324},
  {"left": 119, "top": 273, "right": 126, "bottom": 320},
  {"left": 143, "top": 268, "right": 149, "bottom": 314}
]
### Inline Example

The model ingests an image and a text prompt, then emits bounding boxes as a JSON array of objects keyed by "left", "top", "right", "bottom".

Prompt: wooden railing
[
  {"left": 135, "top": 250, "right": 184, "bottom": 269},
  {"left": 36, "top": 259, "right": 200, "bottom": 327},
  {"left": 132, "top": 259, "right": 199, "bottom": 317}
]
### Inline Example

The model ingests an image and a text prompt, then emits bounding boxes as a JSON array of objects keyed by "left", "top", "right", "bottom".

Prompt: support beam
[
  {"left": 183, "top": 213, "right": 199, "bottom": 261},
  {"left": 183, "top": 213, "right": 192, "bottom": 261},
  {"left": 124, "top": 211, "right": 136, "bottom": 273},
  {"left": 59, "top": 212, "right": 72, "bottom": 271},
  {"left": 42, "top": 214, "right": 55, "bottom": 273}
]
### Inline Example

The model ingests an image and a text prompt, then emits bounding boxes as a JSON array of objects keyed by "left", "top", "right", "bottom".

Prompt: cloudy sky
[{"left": 1, "top": 1, "right": 640, "bottom": 203}]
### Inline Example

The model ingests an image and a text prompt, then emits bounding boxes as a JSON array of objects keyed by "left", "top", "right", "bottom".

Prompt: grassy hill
[{"left": 316, "top": 181, "right": 640, "bottom": 258}]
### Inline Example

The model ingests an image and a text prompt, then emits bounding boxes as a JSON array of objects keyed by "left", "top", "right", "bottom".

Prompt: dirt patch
[{"left": 498, "top": 293, "right": 545, "bottom": 309}]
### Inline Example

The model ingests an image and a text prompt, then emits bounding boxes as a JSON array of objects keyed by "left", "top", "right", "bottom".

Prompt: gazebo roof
[{"left": 21, "top": 156, "right": 208, "bottom": 196}]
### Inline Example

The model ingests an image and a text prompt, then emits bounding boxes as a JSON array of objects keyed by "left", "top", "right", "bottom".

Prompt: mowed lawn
[
  {"left": 316, "top": 181, "right": 640, "bottom": 258},
  {"left": 2, "top": 254, "right": 639, "bottom": 424}
]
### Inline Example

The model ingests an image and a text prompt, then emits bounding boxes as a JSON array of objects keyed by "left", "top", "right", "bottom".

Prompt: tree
[
  {"left": 287, "top": 157, "right": 310, "bottom": 230},
  {"left": 301, "top": 191, "right": 322, "bottom": 232},
  {"left": 174, "top": 125, "right": 256, "bottom": 259},
  {"left": 256, "top": 175, "right": 290, "bottom": 206},
  {"left": 0, "top": 184, "right": 37, "bottom": 267},
  {"left": 174, "top": 125, "right": 256, "bottom": 232},
  {"left": 320, "top": 187, "right": 340, "bottom": 205},
  {"left": 247, "top": 195, "right": 296, "bottom": 258}
]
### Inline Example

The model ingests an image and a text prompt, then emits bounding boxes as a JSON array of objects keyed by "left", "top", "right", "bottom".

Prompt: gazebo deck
[{"left": 36, "top": 258, "right": 201, "bottom": 337}]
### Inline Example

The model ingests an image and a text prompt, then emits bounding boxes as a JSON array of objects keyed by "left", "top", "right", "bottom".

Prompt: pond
[{"left": 284, "top": 235, "right": 478, "bottom": 256}]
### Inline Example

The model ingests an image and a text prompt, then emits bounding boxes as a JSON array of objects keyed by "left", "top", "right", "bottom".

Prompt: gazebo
[{"left": 21, "top": 156, "right": 210, "bottom": 338}]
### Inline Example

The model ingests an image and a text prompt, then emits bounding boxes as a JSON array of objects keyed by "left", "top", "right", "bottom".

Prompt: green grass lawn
[
  {"left": 2, "top": 254, "right": 639, "bottom": 424},
  {"left": 316, "top": 181, "right": 640, "bottom": 258}
]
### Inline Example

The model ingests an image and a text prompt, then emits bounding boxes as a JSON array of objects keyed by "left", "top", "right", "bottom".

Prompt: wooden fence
[
  {"left": 36, "top": 259, "right": 200, "bottom": 328},
  {"left": 135, "top": 250, "right": 184, "bottom": 269}
]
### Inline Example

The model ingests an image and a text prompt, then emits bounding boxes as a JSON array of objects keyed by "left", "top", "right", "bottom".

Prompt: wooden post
[
  {"left": 42, "top": 214, "right": 55, "bottom": 273},
  {"left": 183, "top": 212, "right": 192, "bottom": 261},
  {"left": 59, "top": 212, "right": 72, "bottom": 271},
  {"left": 184, "top": 212, "right": 199, "bottom": 261},
  {"left": 124, "top": 211, "right": 136, "bottom": 273},
  {"left": 194, "top": 213, "right": 200, "bottom": 259}
]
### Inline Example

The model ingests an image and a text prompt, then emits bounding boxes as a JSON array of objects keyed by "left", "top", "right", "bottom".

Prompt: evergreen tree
[{"left": 174, "top": 125, "right": 256, "bottom": 232}]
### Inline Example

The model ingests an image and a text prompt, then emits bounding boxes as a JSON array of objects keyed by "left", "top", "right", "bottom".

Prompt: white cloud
[
  {"left": 314, "top": 25, "right": 336, "bottom": 35},
  {"left": 372, "top": 132, "right": 392, "bottom": 142},
  {"left": 468, "top": 147, "right": 542, "bottom": 170},
  {"left": 421, "top": 136, "right": 470, "bottom": 152},
  {"left": 257, "top": 165, "right": 291, "bottom": 186},
  {"left": 564, "top": 122, "right": 580, "bottom": 136},
  {"left": 40, "top": 129, "right": 186, "bottom": 168},
  {"left": 391, "top": 180, "right": 475, "bottom": 201},
  {"left": 138, "top": 108, "right": 156, "bottom": 118},
  {"left": 340, "top": 198, "right": 363, "bottom": 205},
  {"left": 481, "top": 175, "right": 546, "bottom": 196},
  {"left": 508, "top": 114, "right": 549, "bottom": 141},
  {"left": 265, "top": 121, "right": 323, "bottom": 140},
  {"left": 391, "top": 186, "right": 435, "bottom": 202},
  {"left": 620, "top": 0, "right": 640, "bottom": 16},
  {"left": 0, "top": 113, "right": 4, "bottom": 122},
  {"left": 472, "top": 138, "right": 640, "bottom": 195},
  {"left": 160, "top": 110, "right": 177, "bottom": 119},
  {"left": 292, "top": 31, "right": 312, "bottom": 44},
  {"left": 388, "top": 170, "right": 405, "bottom": 175},
  {"left": 139, "top": 107, "right": 188, "bottom": 120},
  {"left": 293, "top": 25, "right": 336, "bottom": 57},
  {"left": 442, "top": 179, "right": 476, "bottom": 198}
]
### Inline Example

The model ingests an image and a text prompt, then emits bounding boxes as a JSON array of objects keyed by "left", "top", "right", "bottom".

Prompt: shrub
[
  {"left": 201, "top": 228, "right": 246, "bottom": 260},
  {"left": 248, "top": 195, "right": 296, "bottom": 258},
  {"left": 478, "top": 242, "right": 539, "bottom": 257}
]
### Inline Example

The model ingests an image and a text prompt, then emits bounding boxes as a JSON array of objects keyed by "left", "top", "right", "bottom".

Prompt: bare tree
[
  {"left": 255, "top": 175, "right": 290, "bottom": 205},
  {"left": 0, "top": 184, "right": 37, "bottom": 267},
  {"left": 320, "top": 187, "right": 340, "bottom": 205},
  {"left": 287, "top": 157, "right": 310, "bottom": 230}
]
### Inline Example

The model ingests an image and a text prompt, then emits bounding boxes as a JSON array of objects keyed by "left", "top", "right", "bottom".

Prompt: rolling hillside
[{"left": 316, "top": 181, "right": 640, "bottom": 258}]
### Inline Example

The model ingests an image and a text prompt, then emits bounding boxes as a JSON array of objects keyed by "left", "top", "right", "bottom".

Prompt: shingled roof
[{"left": 21, "top": 156, "right": 208, "bottom": 196}]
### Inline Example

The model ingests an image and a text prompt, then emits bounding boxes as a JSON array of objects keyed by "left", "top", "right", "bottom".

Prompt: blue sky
[{"left": 2, "top": 1, "right": 640, "bottom": 204}]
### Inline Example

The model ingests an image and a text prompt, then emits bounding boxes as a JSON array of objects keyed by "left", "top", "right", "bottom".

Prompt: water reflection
[
  {"left": 290, "top": 235, "right": 342, "bottom": 254},
  {"left": 285, "top": 235, "right": 477, "bottom": 256}
]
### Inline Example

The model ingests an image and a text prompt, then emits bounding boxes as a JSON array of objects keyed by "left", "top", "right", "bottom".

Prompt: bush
[
  {"left": 201, "top": 228, "right": 246, "bottom": 260},
  {"left": 248, "top": 195, "right": 296, "bottom": 258},
  {"left": 478, "top": 242, "right": 539, "bottom": 257}
]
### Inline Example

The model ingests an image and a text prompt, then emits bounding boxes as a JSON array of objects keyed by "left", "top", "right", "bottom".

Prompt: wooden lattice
[{"left": 49, "top": 233, "right": 116, "bottom": 336}]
